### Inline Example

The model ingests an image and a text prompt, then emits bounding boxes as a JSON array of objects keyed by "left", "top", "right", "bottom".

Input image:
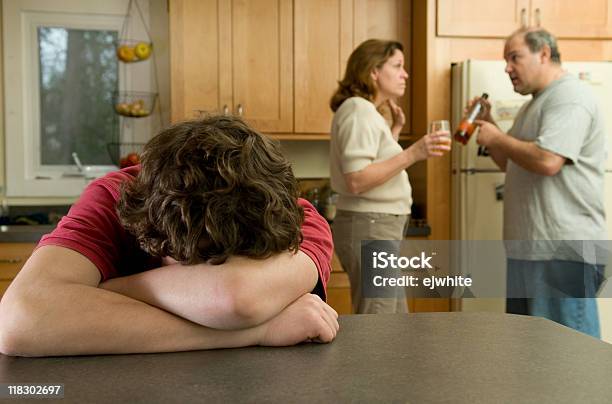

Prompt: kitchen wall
[
  {"left": 149, "top": 0, "right": 170, "bottom": 132},
  {"left": 279, "top": 140, "right": 330, "bottom": 178}
]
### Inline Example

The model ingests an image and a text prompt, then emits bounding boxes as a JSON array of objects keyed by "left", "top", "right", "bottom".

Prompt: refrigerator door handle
[
  {"left": 495, "top": 184, "right": 504, "bottom": 201},
  {"left": 477, "top": 146, "right": 490, "bottom": 156}
]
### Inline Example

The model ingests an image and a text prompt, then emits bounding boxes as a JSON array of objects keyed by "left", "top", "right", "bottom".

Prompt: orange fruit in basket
[{"left": 117, "top": 45, "right": 135, "bottom": 62}]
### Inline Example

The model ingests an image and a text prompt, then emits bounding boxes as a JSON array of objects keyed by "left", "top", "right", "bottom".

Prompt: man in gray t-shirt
[{"left": 474, "top": 27, "right": 606, "bottom": 338}]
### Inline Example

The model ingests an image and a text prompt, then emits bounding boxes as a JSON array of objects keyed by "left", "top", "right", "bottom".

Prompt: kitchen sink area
[
  {"left": 0, "top": 225, "right": 57, "bottom": 243},
  {"left": 0, "top": 205, "right": 69, "bottom": 243}
]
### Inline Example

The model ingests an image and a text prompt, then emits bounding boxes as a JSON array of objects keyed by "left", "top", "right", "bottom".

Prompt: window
[
  {"left": 38, "top": 27, "right": 118, "bottom": 167},
  {"left": 3, "top": 0, "right": 151, "bottom": 197}
]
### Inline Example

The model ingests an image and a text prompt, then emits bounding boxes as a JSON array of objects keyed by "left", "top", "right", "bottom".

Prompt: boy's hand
[{"left": 258, "top": 294, "right": 339, "bottom": 346}]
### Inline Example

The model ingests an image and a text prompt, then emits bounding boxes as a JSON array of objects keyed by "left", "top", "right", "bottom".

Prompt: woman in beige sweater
[{"left": 330, "top": 39, "right": 450, "bottom": 314}]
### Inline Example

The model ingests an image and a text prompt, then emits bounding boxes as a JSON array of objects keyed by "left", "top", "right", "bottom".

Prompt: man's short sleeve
[
  {"left": 535, "top": 103, "right": 592, "bottom": 162},
  {"left": 297, "top": 199, "right": 333, "bottom": 300},
  {"left": 336, "top": 105, "right": 379, "bottom": 174}
]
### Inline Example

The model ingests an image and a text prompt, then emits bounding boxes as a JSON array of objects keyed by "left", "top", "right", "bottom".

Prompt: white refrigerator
[{"left": 450, "top": 60, "right": 612, "bottom": 342}]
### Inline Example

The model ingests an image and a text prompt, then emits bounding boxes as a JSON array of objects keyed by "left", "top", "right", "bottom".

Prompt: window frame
[{"left": 3, "top": 0, "right": 146, "bottom": 197}]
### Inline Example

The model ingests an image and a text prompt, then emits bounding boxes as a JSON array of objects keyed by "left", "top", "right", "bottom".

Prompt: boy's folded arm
[
  {"left": 99, "top": 250, "right": 319, "bottom": 330},
  {"left": 0, "top": 246, "right": 267, "bottom": 356},
  {"left": 0, "top": 246, "right": 336, "bottom": 357}
]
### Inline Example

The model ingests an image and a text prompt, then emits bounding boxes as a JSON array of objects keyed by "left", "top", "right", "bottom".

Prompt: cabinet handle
[
  {"left": 520, "top": 8, "right": 527, "bottom": 27},
  {"left": 0, "top": 258, "right": 22, "bottom": 264},
  {"left": 236, "top": 104, "right": 243, "bottom": 116},
  {"left": 223, "top": 105, "right": 229, "bottom": 115},
  {"left": 534, "top": 8, "right": 541, "bottom": 27}
]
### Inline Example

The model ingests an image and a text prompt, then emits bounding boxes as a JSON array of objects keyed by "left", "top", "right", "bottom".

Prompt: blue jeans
[{"left": 506, "top": 259, "right": 605, "bottom": 338}]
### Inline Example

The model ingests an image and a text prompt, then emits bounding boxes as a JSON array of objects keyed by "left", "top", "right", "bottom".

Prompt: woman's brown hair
[
  {"left": 117, "top": 115, "right": 303, "bottom": 264},
  {"left": 330, "top": 39, "right": 404, "bottom": 112}
]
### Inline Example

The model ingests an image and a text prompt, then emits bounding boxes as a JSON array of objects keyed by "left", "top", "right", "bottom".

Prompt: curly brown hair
[
  {"left": 117, "top": 115, "right": 304, "bottom": 264},
  {"left": 330, "top": 39, "right": 404, "bottom": 112}
]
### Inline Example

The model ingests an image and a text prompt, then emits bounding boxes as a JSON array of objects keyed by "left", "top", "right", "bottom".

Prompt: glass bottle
[{"left": 454, "top": 93, "right": 489, "bottom": 145}]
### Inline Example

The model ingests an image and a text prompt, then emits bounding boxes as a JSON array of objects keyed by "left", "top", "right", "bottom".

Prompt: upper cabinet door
[
  {"left": 232, "top": 0, "right": 293, "bottom": 132},
  {"left": 531, "top": 0, "right": 612, "bottom": 38},
  {"left": 354, "top": 0, "right": 411, "bottom": 134},
  {"left": 170, "top": 0, "right": 292, "bottom": 132},
  {"left": 170, "top": 0, "right": 230, "bottom": 122},
  {"left": 294, "top": 0, "right": 411, "bottom": 134},
  {"left": 437, "top": 0, "right": 530, "bottom": 38},
  {"left": 294, "top": 0, "right": 353, "bottom": 134}
]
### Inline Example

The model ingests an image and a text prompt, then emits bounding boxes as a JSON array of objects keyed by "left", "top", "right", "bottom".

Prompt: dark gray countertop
[
  {"left": 1, "top": 312, "right": 611, "bottom": 403},
  {"left": 0, "top": 225, "right": 55, "bottom": 243}
]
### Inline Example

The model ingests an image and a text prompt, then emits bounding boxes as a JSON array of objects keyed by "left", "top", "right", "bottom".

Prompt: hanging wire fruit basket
[
  {"left": 116, "top": 0, "right": 153, "bottom": 64},
  {"left": 107, "top": 142, "right": 146, "bottom": 168},
  {"left": 113, "top": 91, "right": 157, "bottom": 117}
]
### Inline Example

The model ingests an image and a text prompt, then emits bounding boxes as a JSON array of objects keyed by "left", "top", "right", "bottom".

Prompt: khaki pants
[{"left": 332, "top": 210, "right": 409, "bottom": 314}]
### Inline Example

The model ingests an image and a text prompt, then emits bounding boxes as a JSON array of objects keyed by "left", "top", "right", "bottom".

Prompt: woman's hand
[
  {"left": 388, "top": 99, "right": 405, "bottom": 138},
  {"left": 409, "top": 130, "right": 452, "bottom": 162}
]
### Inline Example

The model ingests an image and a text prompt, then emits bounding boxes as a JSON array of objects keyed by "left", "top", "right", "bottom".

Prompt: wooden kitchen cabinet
[
  {"left": 170, "top": 0, "right": 223, "bottom": 121},
  {"left": 437, "top": 0, "right": 530, "bottom": 38},
  {"left": 170, "top": 0, "right": 293, "bottom": 132},
  {"left": 172, "top": 0, "right": 410, "bottom": 135},
  {"left": 0, "top": 243, "right": 36, "bottom": 297},
  {"left": 326, "top": 252, "right": 352, "bottom": 314},
  {"left": 531, "top": 0, "right": 612, "bottom": 38},
  {"left": 293, "top": 0, "right": 352, "bottom": 134},
  {"left": 437, "top": 0, "right": 612, "bottom": 39},
  {"left": 294, "top": 0, "right": 410, "bottom": 133},
  {"left": 294, "top": 0, "right": 411, "bottom": 134}
]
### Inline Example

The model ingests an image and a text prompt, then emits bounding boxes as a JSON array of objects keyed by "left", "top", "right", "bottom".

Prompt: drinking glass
[
  {"left": 429, "top": 120, "right": 451, "bottom": 149},
  {"left": 429, "top": 119, "right": 450, "bottom": 133}
]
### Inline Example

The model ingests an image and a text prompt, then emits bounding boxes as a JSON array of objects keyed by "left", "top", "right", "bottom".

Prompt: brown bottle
[{"left": 454, "top": 93, "right": 489, "bottom": 145}]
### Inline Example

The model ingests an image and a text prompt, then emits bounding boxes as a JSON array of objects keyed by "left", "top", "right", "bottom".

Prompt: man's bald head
[
  {"left": 503, "top": 27, "right": 565, "bottom": 95},
  {"left": 506, "top": 27, "right": 561, "bottom": 64}
]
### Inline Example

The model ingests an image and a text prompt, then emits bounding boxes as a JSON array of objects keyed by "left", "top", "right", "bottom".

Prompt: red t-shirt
[{"left": 39, "top": 166, "right": 332, "bottom": 299}]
